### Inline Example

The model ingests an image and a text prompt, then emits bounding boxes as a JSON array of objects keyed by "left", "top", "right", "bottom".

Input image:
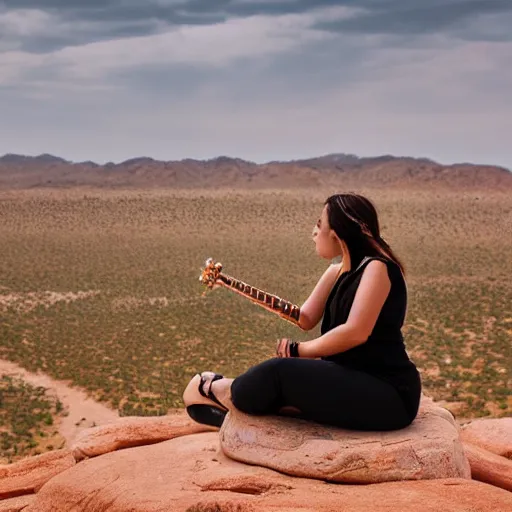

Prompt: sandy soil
[
  {"left": 0, "top": 359, "right": 119, "bottom": 445},
  {"left": 0, "top": 290, "right": 101, "bottom": 313}
]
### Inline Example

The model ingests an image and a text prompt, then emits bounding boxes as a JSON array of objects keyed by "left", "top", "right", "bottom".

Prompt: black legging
[{"left": 231, "top": 358, "right": 415, "bottom": 431}]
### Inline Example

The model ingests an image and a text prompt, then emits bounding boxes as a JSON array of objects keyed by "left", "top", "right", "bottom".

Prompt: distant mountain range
[{"left": 0, "top": 153, "right": 510, "bottom": 189}]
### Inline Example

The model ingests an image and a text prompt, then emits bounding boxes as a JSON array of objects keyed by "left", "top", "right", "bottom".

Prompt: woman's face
[{"left": 312, "top": 206, "right": 342, "bottom": 259}]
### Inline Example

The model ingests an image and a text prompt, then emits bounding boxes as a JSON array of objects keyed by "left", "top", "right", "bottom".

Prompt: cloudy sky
[{"left": 0, "top": 0, "right": 511, "bottom": 167}]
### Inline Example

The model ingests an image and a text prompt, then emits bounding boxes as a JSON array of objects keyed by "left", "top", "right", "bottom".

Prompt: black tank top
[{"left": 321, "top": 256, "right": 421, "bottom": 419}]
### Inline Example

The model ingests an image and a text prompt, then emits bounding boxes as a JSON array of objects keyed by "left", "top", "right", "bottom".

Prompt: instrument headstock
[{"left": 199, "top": 257, "right": 223, "bottom": 289}]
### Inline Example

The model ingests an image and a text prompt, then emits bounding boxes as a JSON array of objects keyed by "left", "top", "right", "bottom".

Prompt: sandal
[{"left": 183, "top": 372, "right": 228, "bottom": 428}]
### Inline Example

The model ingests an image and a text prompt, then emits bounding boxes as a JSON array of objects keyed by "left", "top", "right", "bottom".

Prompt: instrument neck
[{"left": 218, "top": 273, "right": 300, "bottom": 324}]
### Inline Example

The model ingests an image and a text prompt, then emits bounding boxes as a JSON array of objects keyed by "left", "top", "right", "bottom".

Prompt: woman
[{"left": 183, "top": 193, "right": 422, "bottom": 431}]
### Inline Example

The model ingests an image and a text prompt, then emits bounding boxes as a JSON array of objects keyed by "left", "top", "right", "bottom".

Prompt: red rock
[
  {"left": 0, "top": 495, "right": 35, "bottom": 512},
  {"left": 27, "top": 432, "right": 512, "bottom": 512},
  {"left": 0, "top": 449, "right": 75, "bottom": 500},
  {"left": 460, "top": 418, "right": 512, "bottom": 458},
  {"left": 71, "top": 410, "right": 216, "bottom": 460},
  {"left": 463, "top": 442, "right": 512, "bottom": 492},
  {"left": 221, "top": 396, "right": 470, "bottom": 483}
]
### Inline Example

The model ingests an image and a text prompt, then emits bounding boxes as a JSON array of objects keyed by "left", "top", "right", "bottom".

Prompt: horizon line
[{"left": 1, "top": 151, "right": 511, "bottom": 173}]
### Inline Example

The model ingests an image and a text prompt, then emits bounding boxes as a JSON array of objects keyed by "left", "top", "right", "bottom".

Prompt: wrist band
[{"left": 289, "top": 341, "right": 300, "bottom": 358}]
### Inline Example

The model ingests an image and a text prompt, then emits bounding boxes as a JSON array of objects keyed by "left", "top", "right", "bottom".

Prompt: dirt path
[{"left": 0, "top": 359, "right": 119, "bottom": 445}]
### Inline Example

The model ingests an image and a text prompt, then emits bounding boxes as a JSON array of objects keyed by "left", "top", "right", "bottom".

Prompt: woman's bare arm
[
  {"left": 299, "top": 260, "right": 391, "bottom": 357},
  {"left": 298, "top": 263, "right": 342, "bottom": 331}
]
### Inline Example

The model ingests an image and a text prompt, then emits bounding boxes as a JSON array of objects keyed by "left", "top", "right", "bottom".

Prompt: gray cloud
[
  {"left": 314, "top": 0, "right": 512, "bottom": 40},
  {"left": 2, "top": 0, "right": 511, "bottom": 54},
  {"left": 0, "top": 2, "right": 227, "bottom": 53},
  {"left": 3, "top": 0, "right": 511, "bottom": 22},
  {"left": 0, "top": 0, "right": 511, "bottom": 168}
]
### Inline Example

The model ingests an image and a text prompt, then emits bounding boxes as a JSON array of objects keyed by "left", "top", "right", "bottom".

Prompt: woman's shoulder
[
  {"left": 353, "top": 255, "right": 387, "bottom": 272},
  {"left": 355, "top": 258, "right": 392, "bottom": 285},
  {"left": 358, "top": 255, "right": 400, "bottom": 269},
  {"left": 356, "top": 256, "right": 404, "bottom": 283}
]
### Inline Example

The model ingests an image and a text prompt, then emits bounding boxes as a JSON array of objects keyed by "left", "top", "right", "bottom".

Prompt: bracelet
[{"left": 289, "top": 341, "right": 300, "bottom": 358}]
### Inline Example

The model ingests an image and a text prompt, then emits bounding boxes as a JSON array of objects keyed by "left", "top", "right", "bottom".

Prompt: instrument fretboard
[{"left": 218, "top": 274, "right": 300, "bottom": 322}]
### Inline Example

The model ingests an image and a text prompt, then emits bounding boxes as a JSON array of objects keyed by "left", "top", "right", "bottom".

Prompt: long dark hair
[{"left": 324, "top": 193, "right": 405, "bottom": 275}]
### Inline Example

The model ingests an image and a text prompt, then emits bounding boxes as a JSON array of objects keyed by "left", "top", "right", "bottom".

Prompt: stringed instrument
[{"left": 199, "top": 258, "right": 304, "bottom": 330}]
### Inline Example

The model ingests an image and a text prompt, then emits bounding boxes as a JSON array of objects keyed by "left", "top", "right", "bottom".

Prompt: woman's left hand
[{"left": 276, "top": 338, "right": 291, "bottom": 358}]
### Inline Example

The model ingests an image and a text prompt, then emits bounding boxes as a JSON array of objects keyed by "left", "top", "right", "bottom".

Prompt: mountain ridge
[{"left": 0, "top": 152, "right": 510, "bottom": 189}]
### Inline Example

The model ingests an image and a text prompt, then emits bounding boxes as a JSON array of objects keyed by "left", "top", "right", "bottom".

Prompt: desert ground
[{"left": 0, "top": 186, "right": 510, "bottom": 463}]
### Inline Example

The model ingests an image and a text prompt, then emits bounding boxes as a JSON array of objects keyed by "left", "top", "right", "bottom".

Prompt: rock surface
[
  {"left": 0, "top": 495, "right": 35, "bottom": 512},
  {"left": 463, "top": 442, "right": 512, "bottom": 492},
  {"left": 1, "top": 406, "right": 510, "bottom": 511},
  {"left": 0, "top": 449, "right": 75, "bottom": 500},
  {"left": 221, "top": 396, "right": 470, "bottom": 483},
  {"left": 460, "top": 417, "right": 512, "bottom": 458},
  {"left": 71, "top": 410, "right": 215, "bottom": 461},
  {"left": 25, "top": 432, "right": 512, "bottom": 512}
]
